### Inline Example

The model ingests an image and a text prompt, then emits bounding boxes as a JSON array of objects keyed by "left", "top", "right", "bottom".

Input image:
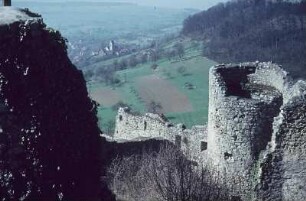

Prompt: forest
[{"left": 182, "top": 0, "right": 306, "bottom": 79}]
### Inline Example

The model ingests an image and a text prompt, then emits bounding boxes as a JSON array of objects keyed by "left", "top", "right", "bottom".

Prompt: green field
[{"left": 88, "top": 39, "right": 217, "bottom": 131}]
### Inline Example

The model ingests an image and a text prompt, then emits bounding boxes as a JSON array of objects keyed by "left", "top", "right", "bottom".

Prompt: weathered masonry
[
  {"left": 113, "top": 62, "right": 306, "bottom": 201},
  {"left": 113, "top": 107, "right": 207, "bottom": 162},
  {"left": 207, "top": 62, "right": 306, "bottom": 200}
]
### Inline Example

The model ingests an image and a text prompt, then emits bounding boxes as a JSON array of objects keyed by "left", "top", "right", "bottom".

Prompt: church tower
[{"left": 3, "top": 0, "right": 11, "bottom": 6}]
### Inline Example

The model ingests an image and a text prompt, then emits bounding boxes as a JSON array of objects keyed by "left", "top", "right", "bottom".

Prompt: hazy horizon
[{"left": 14, "top": 0, "right": 229, "bottom": 9}]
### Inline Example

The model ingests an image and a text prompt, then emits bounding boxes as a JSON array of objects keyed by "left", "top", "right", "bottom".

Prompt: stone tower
[
  {"left": 207, "top": 63, "right": 283, "bottom": 199},
  {"left": 111, "top": 62, "right": 305, "bottom": 200},
  {"left": 2, "top": 0, "right": 11, "bottom": 6},
  {"left": 206, "top": 62, "right": 306, "bottom": 200}
]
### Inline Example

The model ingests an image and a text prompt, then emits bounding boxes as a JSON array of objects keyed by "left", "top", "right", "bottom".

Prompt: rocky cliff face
[{"left": 0, "top": 8, "right": 111, "bottom": 200}]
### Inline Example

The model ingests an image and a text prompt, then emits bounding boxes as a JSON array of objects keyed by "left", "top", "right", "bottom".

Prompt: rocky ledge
[{"left": 0, "top": 8, "right": 113, "bottom": 201}]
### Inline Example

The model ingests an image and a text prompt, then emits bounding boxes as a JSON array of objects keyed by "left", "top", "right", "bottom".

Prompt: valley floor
[{"left": 87, "top": 38, "right": 217, "bottom": 132}]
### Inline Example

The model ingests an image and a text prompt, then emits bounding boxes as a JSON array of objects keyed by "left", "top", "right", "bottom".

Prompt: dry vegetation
[{"left": 106, "top": 145, "right": 238, "bottom": 201}]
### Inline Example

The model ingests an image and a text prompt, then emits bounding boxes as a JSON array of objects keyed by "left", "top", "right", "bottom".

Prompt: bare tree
[
  {"left": 141, "top": 54, "right": 148, "bottom": 64},
  {"left": 148, "top": 101, "right": 163, "bottom": 114},
  {"left": 128, "top": 55, "right": 138, "bottom": 67},
  {"left": 174, "top": 43, "right": 185, "bottom": 59},
  {"left": 177, "top": 66, "right": 187, "bottom": 75},
  {"left": 144, "top": 145, "right": 229, "bottom": 201},
  {"left": 151, "top": 63, "right": 158, "bottom": 70},
  {"left": 113, "top": 59, "right": 119, "bottom": 70},
  {"left": 106, "top": 144, "right": 231, "bottom": 201}
]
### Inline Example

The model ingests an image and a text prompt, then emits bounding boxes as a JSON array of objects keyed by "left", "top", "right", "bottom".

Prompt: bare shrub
[
  {"left": 107, "top": 144, "right": 230, "bottom": 201},
  {"left": 107, "top": 155, "right": 158, "bottom": 201}
]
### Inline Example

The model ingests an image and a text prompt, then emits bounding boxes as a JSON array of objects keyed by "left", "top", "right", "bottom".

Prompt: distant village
[
  {"left": 68, "top": 39, "right": 144, "bottom": 67},
  {"left": 92, "top": 40, "right": 131, "bottom": 57}
]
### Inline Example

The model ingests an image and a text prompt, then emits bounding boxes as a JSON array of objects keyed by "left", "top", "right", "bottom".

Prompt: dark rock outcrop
[{"left": 0, "top": 8, "right": 113, "bottom": 200}]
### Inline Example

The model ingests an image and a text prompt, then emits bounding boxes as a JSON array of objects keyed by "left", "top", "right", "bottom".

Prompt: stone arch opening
[
  {"left": 224, "top": 152, "right": 233, "bottom": 161},
  {"left": 144, "top": 121, "right": 147, "bottom": 131},
  {"left": 201, "top": 141, "right": 207, "bottom": 151},
  {"left": 119, "top": 115, "right": 123, "bottom": 121},
  {"left": 183, "top": 137, "right": 188, "bottom": 145},
  {"left": 175, "top": 135, "right": 181, "bottom": 148}
]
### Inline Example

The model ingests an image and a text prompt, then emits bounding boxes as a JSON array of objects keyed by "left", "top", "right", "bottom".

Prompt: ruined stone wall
[
  {"left": 112, "top": 62, "right": 306, "bottom": 201},
  {"left": 207, "top": 62, "right": 306, "bottom": 200},
  {"left": 114, "top": 107, "right": 207, "bottom": 161},
  {"left": 207, "top": 63, "right": 284, "bottom": 199},
  {"left": 258, "top": 79, "right": 306, "bottom": 201}
]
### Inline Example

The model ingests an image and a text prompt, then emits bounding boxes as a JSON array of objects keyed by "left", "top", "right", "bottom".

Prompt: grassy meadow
[{"left": 88, "top": 39, "right": 217, "bottom": 131}]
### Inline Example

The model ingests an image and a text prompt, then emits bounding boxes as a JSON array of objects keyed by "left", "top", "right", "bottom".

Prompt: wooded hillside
[{"left": 182, "top": 0, "right": 306, "bottom": 79}]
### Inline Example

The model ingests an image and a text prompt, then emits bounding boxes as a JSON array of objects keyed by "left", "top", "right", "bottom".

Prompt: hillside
[{"left": 182, "top": 0, "right": 306, "bottom": 79}]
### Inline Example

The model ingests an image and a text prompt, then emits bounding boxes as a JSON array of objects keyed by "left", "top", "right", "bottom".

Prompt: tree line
[
  {"left": 84, "top": 41, "right": 186, "bottom": 86},
  {"left": 182, "top": 0, "right": 306, "bottom": 79}
]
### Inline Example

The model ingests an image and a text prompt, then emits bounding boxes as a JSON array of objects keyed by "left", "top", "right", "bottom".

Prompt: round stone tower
[{"left": 207, "top": 63, "right": 283, "bottom": 199}]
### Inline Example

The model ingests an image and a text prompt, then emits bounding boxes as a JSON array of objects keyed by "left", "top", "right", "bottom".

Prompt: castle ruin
[
  {"left": 208, "top": 62, "right": 306, "bottom": 200},
  {"left": 113, "top": 107, "right": 207, "bottom": 162},
  {"left": 113, "top": 62, "right": 306, "bottom": 200}
]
